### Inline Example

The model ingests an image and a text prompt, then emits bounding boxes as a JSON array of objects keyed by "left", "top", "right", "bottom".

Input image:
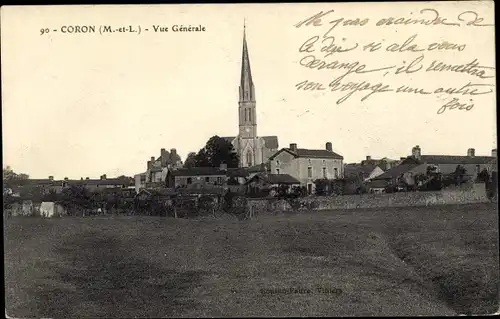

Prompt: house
[
  {"left": 367, "top": 163, "right": 428, "bottom": 192},
  {"left": 166, "top": 166, "right": 228, "bottom": 189},
  {"left": 64, "top": 175, "right": 134, "bottom": 191},
  {"left": 245, "top": 172, "right": 300, "bottom": 195},
  {"left": 400, "top": 145, "right": 497, "bottom": 178},
  {"left": 344, "top": 164, "right": 385, "bottom": 182},
  {"left": 135, "top": 148, "right": 183, "bottom": 192},
  {"left": 269, "top": 142, "right": 344, "bottom": 194},
  {"left": 360, "top": 156, "right": 400, "bottom": 171},
  {"left": 245, "top": 162, "right": 270, "bottom": 179},
  {"left": 5, "top": 176, "right": 64, "bottom": 196}
]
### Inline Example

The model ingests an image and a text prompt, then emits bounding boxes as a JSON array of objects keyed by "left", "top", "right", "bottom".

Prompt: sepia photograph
[{"left": 2, "top": 2, "right": 498, "bottom": 317}]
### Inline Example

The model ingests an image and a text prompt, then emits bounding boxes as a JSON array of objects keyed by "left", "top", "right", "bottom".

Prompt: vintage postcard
[{"left": 2, "top": 2, "right": 498, "bottom": 317}]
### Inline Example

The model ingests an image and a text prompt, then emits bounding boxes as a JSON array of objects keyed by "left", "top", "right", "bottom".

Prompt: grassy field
[{"left": 4, "top": 203, "right": 499, "bottom": 317}]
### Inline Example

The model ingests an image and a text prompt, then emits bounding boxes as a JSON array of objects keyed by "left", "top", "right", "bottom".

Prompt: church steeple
[{"left": 239, "top": 20, "right": 255, "bottom": 102}]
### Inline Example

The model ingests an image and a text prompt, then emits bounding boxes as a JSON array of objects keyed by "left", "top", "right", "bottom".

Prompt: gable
[{"left": 271, "top": 149, "right": 296, "bottom": 162}]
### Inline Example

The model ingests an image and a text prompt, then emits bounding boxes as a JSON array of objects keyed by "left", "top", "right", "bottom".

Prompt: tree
[
  {"left": 194, "top": 136, "right": 239, "bottom": 168},
  {"left": 453, "top": 165, "right": 467, "bottom": 185},
  {"left": 60, "top": 185, "right": 92, "bottom": 213},
  {"left": 3, "top": 166, "right": 29, "bottom": 181},
  {"left": 477, "top": 168, "right": 490, "bottom": 183},
  {"left": 184, "top": 152, "right": 197, "bottom": 168}
]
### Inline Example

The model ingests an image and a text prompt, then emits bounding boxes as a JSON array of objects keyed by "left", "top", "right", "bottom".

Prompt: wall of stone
[{"left": 247, "top": 182, "right": 492, "bottom": 213}]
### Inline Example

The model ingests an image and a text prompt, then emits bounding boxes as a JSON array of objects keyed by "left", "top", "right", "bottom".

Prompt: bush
[{"left": 314, "top": 179, "right": 344, "bottom": 196}]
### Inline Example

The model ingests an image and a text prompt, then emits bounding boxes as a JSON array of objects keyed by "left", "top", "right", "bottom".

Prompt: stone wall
[{"left": 247, "top": 182, "right": 493, "bottom": 213}]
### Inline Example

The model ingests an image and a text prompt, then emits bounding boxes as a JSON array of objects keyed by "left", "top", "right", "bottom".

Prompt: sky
[{"left": 1, "top": 2, "right": 496, "bottom": 179}]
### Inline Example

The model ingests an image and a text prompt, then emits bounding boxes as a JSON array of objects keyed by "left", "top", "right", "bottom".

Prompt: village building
[
  {"left": 246, "top": 172, "right": 300, "bottom": 195},
  {"left": 360, "top": 156, "right": 400, "bottom": 171},
  {"left": 401, "top": 145, "right": 497, "bottom": 176},
  {"left": 134, "top": 148, "right": 183, "bottom": 192},
  {"left": 221, "top": 24, "right": 279, "bottom": 168},
  {"left": 269, "top": 142, "right": 344, "bottom": 194},
  {"left": 344, "top": 164, "right": 385, "bottom": 182},
  {"left": 367, "top": 146, "right": 497, "bottom": 192},
  {"left": 64, "top": 175, "right": 134, "bottom": 191}
]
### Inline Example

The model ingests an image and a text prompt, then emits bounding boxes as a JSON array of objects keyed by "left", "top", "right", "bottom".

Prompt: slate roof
[
  {"left": 246, "top": 173, "right": 300, "bottom": 185},
  {"left": 372, "top": 164, "right": 422, "bottom": 180},
  {"left": 4, "top": 179, "right": 59, "bottom": 187},
  {"left": 419, "top": 155, "right": 495, "bottom": 165},
  {"left": 226, "top": 168, "right": 249, "bottom": 178},
  {"left": 169, "top": 167, "right": 227, "bottom": 177},
  {"left": 269, "top": 148, "right": 343, "bottom": 160},
  {"left": 401, "top": 155, "right": 496, "bottom": 165},
  {"left": 246, "top": 162, "right": 270, "bottom": 173},
  {"left": 344, "top": 164, "right": 378, "bottom": 177},
  {"left": 67, "top": 179, "right": 131, "bottom": 186}
]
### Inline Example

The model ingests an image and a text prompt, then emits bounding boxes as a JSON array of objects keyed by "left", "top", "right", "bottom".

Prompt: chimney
[
  {"left": 64, "top": 177, "right": 68, "bottom": 181},
  {"left": 289, "top": 143, "right": 297, "bottom": 152},
  {"left": 492, "top": 149, "right": 497, "bottom": 157},
  {"left": 100, "top": 174, "right": 107, "bottom": 180},
  {"left": 147, "top": 160, "right": 152, "bottom": 170},
  {"left": 48, "top": 176, "right": 54, "bottom": 180},
  {"left": 151, "top": 156, "right": 155, "bottom": 163},
  {"left": 80, "top": 177, "right": 84, "bottom": 180},
  {"left": 366, "top": 155, "right": 372, "bottom": 161},
  {"left": 220, "top": 162, "right": 227, "bottom": 171},
  {"left": 326, "top": 142, "right": 332, "bottom": 152},
  {"left": 467, "top": 148, "right": 475, "bottom": 157},
  {"left": 412, "top": 145, "right": 421, "bottom": 160},
  {"left": 161, "top": 148, "right": 167, "bottom": 167},
  {"left": 171, "top": 148, "right": 178, "bottom": 165}
]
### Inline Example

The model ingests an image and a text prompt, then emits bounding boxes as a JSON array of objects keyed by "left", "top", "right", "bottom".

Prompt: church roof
[{"left": 261, "top": 136, "right": 279, "bottom": 149}]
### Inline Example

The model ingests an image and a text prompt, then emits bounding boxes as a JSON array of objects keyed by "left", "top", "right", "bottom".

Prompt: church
[{"left": 222, "top": 24, "right": 279, "bottom": 168}]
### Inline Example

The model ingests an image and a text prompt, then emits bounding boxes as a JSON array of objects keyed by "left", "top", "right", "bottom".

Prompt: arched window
[
  {"left": 246, "top": 151, "right": 253, "bottom": 167},
  {"left": 244, "top": 109, "right": 247, "bottom": 121},
  {"left": 248, "top": 108, "right": 252, "bottom": 122}
]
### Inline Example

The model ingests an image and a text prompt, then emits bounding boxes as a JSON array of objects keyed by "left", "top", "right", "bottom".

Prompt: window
[
  {"left": 249, "top": 109, "right": 252, "bottom": 122},
  {"left": 205, "top": 177, "right": 210, "bottom": 182},
  {"left": 276, "top": 168, "right": 280, "bottom": 175},
  {"left": 244, "top": 109, "right": 247, "bottom": 121},
  {"left": 322, "top": 167, "right": 327, "bottom": 178},
  {"left": 187, "top": 177, "right": 192, "bottom": 185},
  {"left": 476, "top": 165, "right": 480, "bottom": 173},
  {"left": 322, "top": 160, "right": 326, "bottom": 166},
  {"left": 334, "top": 168, "right": 338, "bottom": 178},
  {"left": 276, "top": 160, "right": 280, "bottom": 166},
  {"left": 217, "top": 177, "right": 222, "bottom": 184},
  {"left": 308, "top": 159, "right": 312, "bottom": 165},
  {"left": 246, "top": 151, "right": 253, "bottom": 167},
  {"left": 308, "top": 167, "right": 312, "bottom": 178}
]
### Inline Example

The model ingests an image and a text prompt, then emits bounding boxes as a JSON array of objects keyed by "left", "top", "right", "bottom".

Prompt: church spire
[{"left": 239, "top": 20, "right": 255, "bottom": 102}]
